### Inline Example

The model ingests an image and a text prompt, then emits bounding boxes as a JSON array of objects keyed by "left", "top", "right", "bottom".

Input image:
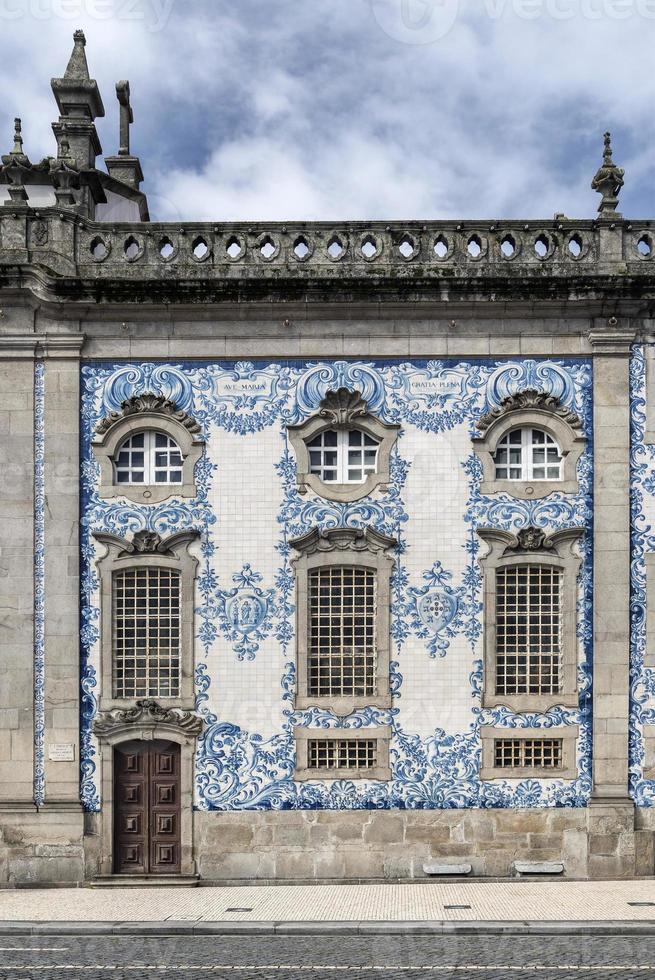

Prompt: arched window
[
  {"left": 288, "top": 388, "right": 399, "bottom": 502},
  {"left": 493, "top": 428, "right": 562, "bottom": 482},
  {"left": 307, "top": 430, "right": 380, "bottom": 484},
  {"left": 472, "top": 390, "right": 585, "bottom": 498},
  {"left": 92, "top": 393, "right": 204, "bottom": 504},
  {"left": 114, "top": 431, "right": 184, "bottom": 486}
]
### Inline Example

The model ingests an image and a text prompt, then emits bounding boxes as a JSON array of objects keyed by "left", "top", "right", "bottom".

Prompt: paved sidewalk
[{"left": 2, "top": 880, "right": 655, "bottom": 934}]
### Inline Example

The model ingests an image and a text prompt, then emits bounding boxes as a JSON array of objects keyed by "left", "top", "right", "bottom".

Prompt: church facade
[{"left": 1, "top": 32, "right": 655, "bottom": 884}]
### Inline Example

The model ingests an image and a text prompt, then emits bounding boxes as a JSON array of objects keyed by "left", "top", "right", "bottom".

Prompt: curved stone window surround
[
  {"left": 92, "top": 393, "right": 204, "bottom": 504},
  {"left": 477, "top": 526, "right": 584, "bottom": 713},
  {"left": 472, "top": 390, "right": 585, "bottom": 499},
  {"left": 91, "top": 700, "right": 202, "bottom": 878},
  {"left": 289, "top": 526, "right": 396, "bottom": 715},
  {"left": 92, "top": 529, "right": 200, "bottom": 713},
  {"left": 288, "top": 388, "right": 400, "bottom": 503}
]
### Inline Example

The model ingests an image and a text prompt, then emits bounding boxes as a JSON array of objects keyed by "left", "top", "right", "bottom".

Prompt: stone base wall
[
  {"left": 0, "top": 807, "right": 85, "bottom": 886},
  {"left": 194, "top": 807, "right": 655, "bottom": 882},
  {"left": 1, "top": 806, "right": 653, "bottom": 885}
]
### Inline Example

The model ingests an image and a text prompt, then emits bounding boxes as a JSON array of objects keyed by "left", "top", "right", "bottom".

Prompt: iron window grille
[
  {"left": 307, "top": 737, "right": 378, "bottom": 771},
  {"left": 495, "top": 564, "right": 561, "bottom": 696},
  {"left": 112, "top": 566, "right": 181, "bottom": 698},
  {"left": 494, "top": 737, "right": 562, "bottom": 769},
  {"left": 308, "top": 565, "right": 376, "bottom": 698}
]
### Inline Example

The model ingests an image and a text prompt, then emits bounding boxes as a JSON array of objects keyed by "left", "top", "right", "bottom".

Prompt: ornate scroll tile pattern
[{"left": 80, "top": 357, "right": 593, "bottom": 812}]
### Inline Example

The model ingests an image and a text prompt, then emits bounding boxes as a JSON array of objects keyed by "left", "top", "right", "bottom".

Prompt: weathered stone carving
[
  {"left": 93, "top": 528, "right": 200, "bottom": 560},
  {"left": 318, "top": 388, "right": 368, "bottom": 427},
  {"left": 591, "top": 131, "right": 624, "bottom": 215},
  {"left": 95, "top": 392, "right": 203, "bottom": 437},
  {"left": 510, "top": 527, "right": 551, "bottom": 552},
  {"left": 475, "top": 390, "right": 582, "bottom": 434},
  {"left": 93, "top": 699, "right": 203, "bottom": 737},
  {"left": 289, "top": 526, "right": 397, "bottom": 558}
]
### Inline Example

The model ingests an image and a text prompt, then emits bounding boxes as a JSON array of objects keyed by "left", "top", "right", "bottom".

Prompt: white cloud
[{"left": 1, "top": 0, "right": 653, "bottom": 220}]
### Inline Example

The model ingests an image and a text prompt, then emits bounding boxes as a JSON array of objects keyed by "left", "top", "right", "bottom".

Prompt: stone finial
[
  {"left": 1, "top": 116, "right": 31, "bottom": 203},
  {"left": 591, "top": 131, "right": 624, "bottom": 215},
  {"left": 11, "top": 118, "right": 23, "bottom": 156},
  {"left": 116, "top": 80, "right": 133, "bottom": 156},
  {"left": 64, "top": 29, "right": 90, "bottom": 80}
]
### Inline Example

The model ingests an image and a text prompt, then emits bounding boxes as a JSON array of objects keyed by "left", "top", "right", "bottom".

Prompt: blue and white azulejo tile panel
[{"left": 79, "top": 357, "right": 593, "bottom": 812}]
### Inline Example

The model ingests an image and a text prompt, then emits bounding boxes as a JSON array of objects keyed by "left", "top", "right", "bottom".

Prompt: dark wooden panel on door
[{"left": 113, "top": 740, "right": 181, "bottom": 875}]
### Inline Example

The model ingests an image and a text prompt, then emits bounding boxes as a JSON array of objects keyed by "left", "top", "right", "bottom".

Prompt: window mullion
[
  {"left": 523, "top": 427, "right": 532, "bottom": 481},
  {"left": 337, "top": 430, "right": 347, "bottom": 484}
]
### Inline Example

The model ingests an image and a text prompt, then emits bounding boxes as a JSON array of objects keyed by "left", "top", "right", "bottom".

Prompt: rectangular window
[
  {"left": 495, "top": 564, "right": 561, "bottom": 696},
  {"left": 112, "top": 567, "right": 181, "bottom": 698},
  {"left": 307, "top": 737, "right": 377, "bottom": 772},
  {"left": 494, "top": 737, "right": 562, "bottom": 770},
  {"left": 308, "top": 566, "right": 376, "bottom": 698}
]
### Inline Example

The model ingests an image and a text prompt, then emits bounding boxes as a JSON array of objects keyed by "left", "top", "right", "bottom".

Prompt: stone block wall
[{"left": 194, "top": 808, "right": 652, "bottom": 882}]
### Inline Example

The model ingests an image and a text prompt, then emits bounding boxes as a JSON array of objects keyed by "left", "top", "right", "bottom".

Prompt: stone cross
[{"left": 116, "top": 80, "right": 133, "bottom": 156}]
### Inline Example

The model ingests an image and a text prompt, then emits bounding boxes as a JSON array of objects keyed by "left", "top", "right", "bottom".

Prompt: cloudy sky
[{"left": 1, "top": 0, "right": 653, "bottom": 222}]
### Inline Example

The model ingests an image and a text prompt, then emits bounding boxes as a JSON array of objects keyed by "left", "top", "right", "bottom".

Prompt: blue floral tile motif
[
  {"left": 628, "top": 345, "right": 655, "bottom": 805},
  {"left": 80, "top": 356, "right": 593, "bottom": 812},
  {"left": 33, "top": 360, "right": 45, "bottom": 807},
  {"left": 209, "top": 564, "right": 279, "bottom": 662},
  {"left": 405, "top": 562, "right": 471, "bottom": 659}
]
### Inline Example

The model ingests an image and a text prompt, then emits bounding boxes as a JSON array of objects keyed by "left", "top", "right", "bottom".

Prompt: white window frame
[
  {"left": 493, "top": 427, "right": 562, "bottom": 482},
  {"left": 114, "top": 430, "right": 184, "bottom": 487},
  {"left": 307, "top": 429, "right": 380, "bottom": 485}
]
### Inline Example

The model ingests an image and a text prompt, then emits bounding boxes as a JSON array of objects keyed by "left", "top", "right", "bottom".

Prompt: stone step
[
  {"left": 90, "top": 874, "right": 200, "bottom": 887},
  {"left": 513, "top": 861, "right": 565, "bottom": 875}
]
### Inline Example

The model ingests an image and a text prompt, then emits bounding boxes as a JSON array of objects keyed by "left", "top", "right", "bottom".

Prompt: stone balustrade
[{"left": 1, "top": 209, "right": 654, "bottom": 284}]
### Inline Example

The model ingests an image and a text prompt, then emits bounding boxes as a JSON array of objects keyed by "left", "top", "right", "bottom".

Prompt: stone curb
[{"left": 4, "top": 920, "right": 655, "bottom": 936}]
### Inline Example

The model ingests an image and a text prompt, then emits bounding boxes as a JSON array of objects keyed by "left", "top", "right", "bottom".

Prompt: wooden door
[{"left": 113, "top": 740, "right": 181, "bottom": 874}]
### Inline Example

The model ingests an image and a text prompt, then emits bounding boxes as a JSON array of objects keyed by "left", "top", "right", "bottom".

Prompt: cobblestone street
[{"left": 3, "top": 934, "right": 655, "bottom": 979}]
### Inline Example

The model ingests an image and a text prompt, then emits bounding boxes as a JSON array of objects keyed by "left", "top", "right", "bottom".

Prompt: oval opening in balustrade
[
  {"left": 159, "top": 237, "right": 175, "bottom": 261},
  {"left": 534, "top": 234, "right": 549, "bottom": 258},
  {"left": 500, "top": 234, "right": 516, "bottom": 258},
  {"left": 434, "top": 235, "right": 449, "bottom": 259},
  {"left": 637, "top": 234, "right": 653, "bottom": 258},
  {"left": 327, "top": 236, "right": 345, "bottom": 260},
  {"left": 259, "top": 235, "right": 276, "bottom": 260},
  {"left": 568, "top": 233, "right": 582, "bottom": 258},
  {"left": 467, "top": 234, "right": 482, "bottom": 258},
  {"left": 293, "top": 236, "right": 310, "bottom": 260},
  {"left": 398, "top": 234, "right": 415, "bottom": 259},
  {"left": 226, "top": 236, "right": 242, "bottom": 259},
  {"left": 90, "top": 236, "right": 108, "bottom": 261},
  {"left": 124, "top": 236, "right": 140, "bottom": 261},
  {"left": 192, "top": 237, "right": 209, "bottom": 260},
  {"left": 361, "top": 235, "right": 378, "bottom": 259}
]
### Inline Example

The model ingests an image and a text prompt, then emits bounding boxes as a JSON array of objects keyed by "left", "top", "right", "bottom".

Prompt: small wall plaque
[{"left": 48, "top": 743, "right": 75, "bottom": 762}]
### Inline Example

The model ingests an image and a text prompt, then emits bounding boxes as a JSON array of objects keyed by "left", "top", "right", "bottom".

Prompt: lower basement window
[
  {"left": 479, "top": 725, "right": 578, "bottom": 781},
  {"left": 494, "top": 737, "right": 562, "bottom": 770},
  {"left": 294, "top": 726, "right": 391, "bottom": 781},
  {"left": 308, "top": 737, "right": 377, "bottom": 771}
]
